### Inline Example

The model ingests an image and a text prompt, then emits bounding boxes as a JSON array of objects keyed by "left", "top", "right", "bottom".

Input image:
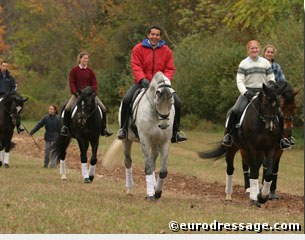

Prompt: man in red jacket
[{"left": 117, "top": 26, "right": 187, "bottom": 143}]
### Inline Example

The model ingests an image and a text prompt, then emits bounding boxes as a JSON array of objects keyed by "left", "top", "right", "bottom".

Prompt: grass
[{"left": 2, "top": 120, "right": 303, "bottom": 234}]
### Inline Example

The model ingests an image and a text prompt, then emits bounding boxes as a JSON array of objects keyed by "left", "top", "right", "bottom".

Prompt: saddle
[{"left": 124, "top": 88, "right": 146, "bottom": 139}]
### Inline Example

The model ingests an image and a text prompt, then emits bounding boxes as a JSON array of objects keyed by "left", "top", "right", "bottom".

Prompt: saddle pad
[{"left": 63, "top": 105, "right": 103, "bottom": 119}]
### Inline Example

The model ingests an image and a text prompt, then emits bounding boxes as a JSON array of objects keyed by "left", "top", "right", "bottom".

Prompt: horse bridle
[
  {"left": 145, "top": 81, "right": 174, "bottom": 129},
  {"left": 251, "top": 94, "right": 280, "bottom": 131},
  {"left": 77, "top": 97, "right": 97, "bottom": 127}
]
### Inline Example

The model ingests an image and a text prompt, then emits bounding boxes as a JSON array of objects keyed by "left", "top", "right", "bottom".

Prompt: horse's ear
[{"left": 23, "top": 97, "right": 29, "bottom": 103}]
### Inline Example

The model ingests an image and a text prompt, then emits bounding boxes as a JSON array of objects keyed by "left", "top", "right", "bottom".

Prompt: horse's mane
[{"left": 277, "top": 81, "right": 294, "bottom": 104}]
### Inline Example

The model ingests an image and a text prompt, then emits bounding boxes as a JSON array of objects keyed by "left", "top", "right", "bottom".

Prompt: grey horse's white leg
[
  {"left": 124, "top": 140, "right": 134, "bottom": 194},
  {"left": 155, "top": 143, "right": 169, "bottom": 199},
  {"left": 141, "top": 140, "right": 156, "bottom": 198}
]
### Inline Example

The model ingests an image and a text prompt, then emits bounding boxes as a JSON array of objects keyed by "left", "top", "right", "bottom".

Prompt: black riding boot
[
  {"left": 100, "top": 111, "right": 113, "bottom": 137},
  {"left": 171, "top": 95, "right": 187, "bottom": 143},
  {"left": 117, "top": 103, "right": 129, "bottom": 140},
  {"left": 15, "top": 117, "right": 24, "bottom": 134},
  {"left": 278, "top": 115, "right": 291, "bottom": 150},
  {"left": 222, "top": 111, "right": 238, "bottom": 147},
  {"left": 60, "top": 110, "right": 71, "bottom": 136}
]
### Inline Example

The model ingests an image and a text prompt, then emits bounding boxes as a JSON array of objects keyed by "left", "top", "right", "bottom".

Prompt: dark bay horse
[
  {"left": 242, "top": 82, "right": 300, "bottom": 199},
  {"left": 54, "top": 86, "right": 103, "bottom": 183},
  {"left": 199, "top": 83, "right": 287, "bottom": 206},
  {"left": 0, "top": 92, "right": 28, "bottom": 167}
]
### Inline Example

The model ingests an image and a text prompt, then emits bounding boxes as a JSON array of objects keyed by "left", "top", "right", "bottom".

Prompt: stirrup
[
  {"left": 280, "top": 138, "right": 291, "bottom": 150},
  {"left": 117, "top": 128, "right": 127, "bottom": 140},
  {"left": 171, "top": 131, "right": 187, "bottom": 143},
  {"left": 60, "top": 126, "right": 69, "bottom": 136},
  {"left": 222, "top": 133, "right": 233, "bottom": 147}
]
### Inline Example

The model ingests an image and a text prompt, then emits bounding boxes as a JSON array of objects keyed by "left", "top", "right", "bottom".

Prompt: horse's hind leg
[
  {"left": 124, "top": 140, "right": 134, "bottom": 194},
  {"left": 0, "top": 150, "right": 3, "bottom": 167},
  {"left": 241, "top": 150, "right": 250, "bottom": 193},
  {"left": 88, "top": 137, "right": 99, "bottom": 183}
]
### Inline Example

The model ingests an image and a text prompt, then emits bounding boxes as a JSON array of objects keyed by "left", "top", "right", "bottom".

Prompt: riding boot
[
  {"left": 15, "top": 117, "right": 24, "bottom": 134},
  {"left": 222, "top": 111, "right": 238, "bottom": 147},
  {"left": 60, "top": 110, "right": 71, "bottom": 136},
  {"left": 100, "top": 110, "right": 113, "bottom": 137},
  {"left": 171, "top": 95, "right": 187, "bottom": 143},
  {"left": 117, "top": 103, "right": 129, "bottom": 140},
  {"left": 278, "top": 115, "right": 291, "bottom": 150}
]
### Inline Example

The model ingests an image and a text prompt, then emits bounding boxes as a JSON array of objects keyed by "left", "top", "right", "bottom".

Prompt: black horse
[
  {"left": 0, "top": 92, "right": 28, "bottom": 167},
  {"left": 54, "top": 86, "right": 103, "bottom": 183},
  {"left": 242, "top": 82, "right": 300, "bottom": 199},
  {"left": 199, "top": 83, "right": 287, "bottom": 206}
]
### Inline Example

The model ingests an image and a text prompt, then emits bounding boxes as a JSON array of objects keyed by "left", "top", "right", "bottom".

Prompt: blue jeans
[{"left": 45, "top": 141, "right": 57, "bottom": 167}]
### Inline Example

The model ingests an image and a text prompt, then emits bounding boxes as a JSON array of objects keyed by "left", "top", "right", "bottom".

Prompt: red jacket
[
  {"left": 69, "top": 66, "right": 98, "bottom": 94},
  {"left": 131, "top": 39, "right": 175, "bottom": 83}
]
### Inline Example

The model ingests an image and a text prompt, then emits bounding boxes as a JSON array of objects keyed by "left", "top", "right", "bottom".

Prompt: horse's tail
[
  {"left": 102, "top": 139, "right": 123, "bottom": 171},
  {"left": 198, "top": 142, "right": 226, "bottom": 159},
  {"left": 51, "top": 135, "right": 71, "bottom": 159}
]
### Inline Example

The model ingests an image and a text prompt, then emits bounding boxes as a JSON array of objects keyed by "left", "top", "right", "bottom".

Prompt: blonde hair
[
  {"left": 246, "top": 40, "right": 260, "bottom": 50},
  {"left": 263, "top": 45, "right": 277, "bottom": 56},
  {"left": 76, "top": 51, "right": 88, "bottom": 64}
]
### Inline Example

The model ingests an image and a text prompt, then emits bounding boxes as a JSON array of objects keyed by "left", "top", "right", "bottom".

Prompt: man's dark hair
[
  {"left": 148, "top": 26, "right": 163, "bottom": 35},
  {"left": 1, "top": 60, "right": 8, "bottom": 65}
]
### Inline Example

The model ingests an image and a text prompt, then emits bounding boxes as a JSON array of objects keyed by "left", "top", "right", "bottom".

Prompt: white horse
[{"left": 103, "top": 72, "right": 175, "bottom": 201}]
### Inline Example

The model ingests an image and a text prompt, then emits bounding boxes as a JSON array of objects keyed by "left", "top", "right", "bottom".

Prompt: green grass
[{"left": 2, "top": 121, "right": 303, "bottom": 233}]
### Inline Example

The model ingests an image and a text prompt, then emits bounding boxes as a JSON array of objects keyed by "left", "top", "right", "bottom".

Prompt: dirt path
[{"left": 12, "top": 134, "right": 304, "bottom": 214}]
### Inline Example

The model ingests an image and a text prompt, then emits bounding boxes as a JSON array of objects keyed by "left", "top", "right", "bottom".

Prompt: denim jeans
[{"left": 45, "top": 141, "right": 57, "bottom": 167}]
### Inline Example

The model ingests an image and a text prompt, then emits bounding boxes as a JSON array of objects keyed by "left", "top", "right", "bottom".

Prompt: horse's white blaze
[
  {"left": 249, "top": 179, "right": 259, "bottom": 201},
  {"left": 125, "top": 167, "right": 134, "bottom": 189},
  {"left": 60, "top": 160, "right": 67, "bottom": 180},
  {"left": 261, "top": 180, "right": 272, "bottom": 197},
  {"left": 89, "top": 165, "right": 96, "bottom": 177},
  {"left": 145, "top": 174, "right": 156, "bottom": 197},
  {"left": 4, "top": 152, "right": 9, "bottom": 164},
  {"left": 81, "top": 163, "right": 89, "bottom": 179},
  {"left": 225, "top": 174, "right": 233, "bottom": 195}
]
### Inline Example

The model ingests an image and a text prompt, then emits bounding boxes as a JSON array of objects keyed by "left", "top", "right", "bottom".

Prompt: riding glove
[
  {"left": 140, "top": 78, "right": 150, "bottom": 89},
  {"left": 244, "top": 91, "right": 255, "bottom": 100}
]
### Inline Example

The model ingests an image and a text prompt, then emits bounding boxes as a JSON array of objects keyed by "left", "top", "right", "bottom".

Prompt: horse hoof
[
  {"left": 155, "top": 191, "right": 162, "bottom": 199},
  {"left": 225, "top": 195, "right": 232, "bottom": 201},
  {"left": 61, "top": 175, "right": 67, "bottom": 180},
  {"left": 89, "top": 175, "right": 94, "bottom": 182},
  {"left": 4, "top": 164, "right": 9, "bottom": 168},
  {"left": 250, "top": 200, "right": 261, "bottom": 208},
  {"left": 257, "top": 192, "right": 269, "bottom": 204},
  {"left": 84, "top": 178, "right": 92, "bottom": 184},
  {"left": 145, "top": 195, "right": 157, "bottom": 202},
  {"left": 126, "top": 188, "right": 133, "bottom": 195},
  {"left": 0, "top": 161, "right": 2, "bottom": 167},
  {"left": 269, "top": 193, "right": 280, "bottom": 200}
]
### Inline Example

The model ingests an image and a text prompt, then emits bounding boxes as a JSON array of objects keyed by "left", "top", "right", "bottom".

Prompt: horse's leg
[
  {"left": 4, "top": 134, "right": 13, "bottom": 168},
  {"left": 155, "top": 143, "right": 169, "bottom": 199},
  {"left": 141, "top": 139, "right": 156, "bottom": 200},
  {"left": 248, "top": 149, "right": 262, "bottom": 206},
  {"left": 123, "top": 140, "right": 134, "bottom": 194},
  {"left": 269, "top": 150, "right": 282, "bottom": 200},
  {"left": 225, "top": 146, "right": 238, "bottom": 201},
  {"left": 241, "top": 149, "right": 250, "bottom": 193},
  {"left": 257, "top": 151, "right": 275, "bottom": 204},
  {"left": 0, "top": 150, "right": 3, "bottom": 167},
  {"left": 77, "top": 139, "right": 90, "bottom": 183},
  {"left": 88, "top": 136, "right": 99, "bottom": 182}
]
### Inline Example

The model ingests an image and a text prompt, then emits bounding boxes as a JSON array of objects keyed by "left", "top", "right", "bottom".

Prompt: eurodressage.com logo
[{"left": 168, "top": 220, "right": 302, "bottom": 233}]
